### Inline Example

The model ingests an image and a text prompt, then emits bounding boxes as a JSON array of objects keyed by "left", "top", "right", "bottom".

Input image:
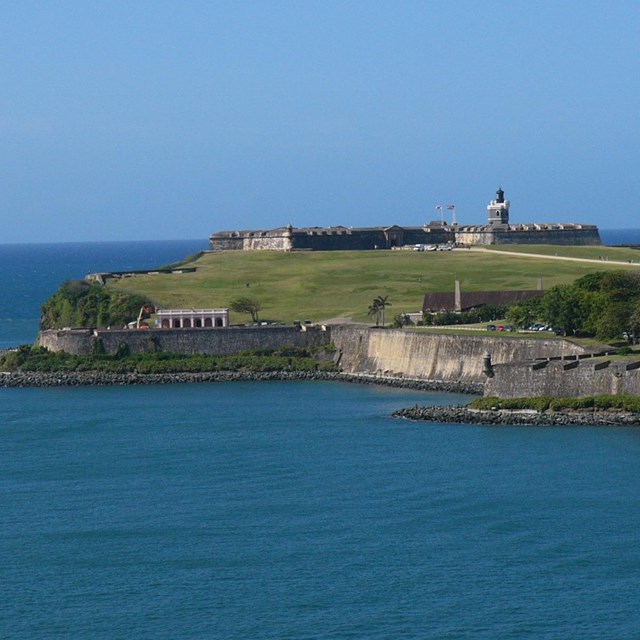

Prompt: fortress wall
[
  {"left": 330, "top": 326, "right": 587, "bottom": 383},
  {"left": 243, "top": 235, "right": 292, "bottom": 251},
  {"left": 485, "top": 360, "right": 640, "bottom": 398},
  {"left": 40, "top": 325, "right": 619, "bottom": 398},
  {"left": 455, "top": 228, "right": 601, "bottom": 246},
  {"left": 291, "top": 230, "right": 385, "bottom": 251},
  {"left": 209, "top": 236, "right": 244, "bottom": 251},
  {"left": 38, "top": 329, "right": 96, "bottom": 355},
  {"left": 210, "top": 228, "right": 456, "bottom": 251},
  {"left": 38, "top": 326, "right": 331, "bottom": 356}
]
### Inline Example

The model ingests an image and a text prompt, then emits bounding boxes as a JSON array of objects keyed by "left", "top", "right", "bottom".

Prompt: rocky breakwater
[
  {"left": 0, "top": 371, "right": 341, "bottom": 388},
  {"left": 338, "top": 372, "right": 481, "bottom": 394},
  {"left": 393, "top": 405, "right": 640, "bottom": 426}
]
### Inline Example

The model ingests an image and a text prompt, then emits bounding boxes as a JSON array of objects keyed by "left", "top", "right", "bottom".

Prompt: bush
[
  {"left": 5, "top": 344, "right": 338, "bottom": 375},
  {"left": 40, "top": 280, "right": 152, "bottom": 330},
  {"left": 470, "top": 394, "right": 640, "bottom": 413}
]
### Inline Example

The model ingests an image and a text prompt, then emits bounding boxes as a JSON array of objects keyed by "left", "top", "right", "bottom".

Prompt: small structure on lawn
[{"left": 156, "top": 308, "right": 229, "bottom": 329}]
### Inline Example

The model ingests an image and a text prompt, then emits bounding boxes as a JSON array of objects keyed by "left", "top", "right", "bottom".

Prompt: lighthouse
[{"left": 487, "top": 187, "right": 509, "bottom": 226}]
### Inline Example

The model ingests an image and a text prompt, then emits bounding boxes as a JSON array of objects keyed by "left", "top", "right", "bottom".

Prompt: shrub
[{"left": 470, "top": 394, "right": 640, "bottom": 413}]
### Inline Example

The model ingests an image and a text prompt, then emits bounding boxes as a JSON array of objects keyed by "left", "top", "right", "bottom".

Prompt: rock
[{"left": 391, "top": 405, "right": 640, "bottom": 427}]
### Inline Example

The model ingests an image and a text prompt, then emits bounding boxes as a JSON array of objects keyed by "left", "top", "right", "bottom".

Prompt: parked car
[{"left": 486, "top": 324, "right": 496, "bottom": 331}]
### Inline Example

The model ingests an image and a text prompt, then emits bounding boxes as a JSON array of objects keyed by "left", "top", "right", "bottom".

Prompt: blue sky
[{"left": 2, "top": 1, "right": 638, "bottom": 242}]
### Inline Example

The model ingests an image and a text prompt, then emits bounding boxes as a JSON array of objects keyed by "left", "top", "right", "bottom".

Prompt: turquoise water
[
  {"left": 2, "top": 381, "right": 640, "bottom": 639},
  {"left": 3, "top": 237, "right": 640, "bottom": 638}
]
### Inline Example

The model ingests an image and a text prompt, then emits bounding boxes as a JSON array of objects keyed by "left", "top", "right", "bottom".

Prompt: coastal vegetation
[
  {"left": 470, "top": 394, "right": 640, "bottom": 413},
  {"left": 104, "top": 247, "right": 640, "bottom": 325},
  {"left": 40, "top": 280, "right": 151, "bottom": 330},
  {"left": 0, "top": 344, "right": 336, "bottom": 375},
  {"left": 507, "top": 271, "right": 640, "bottom": 340}
]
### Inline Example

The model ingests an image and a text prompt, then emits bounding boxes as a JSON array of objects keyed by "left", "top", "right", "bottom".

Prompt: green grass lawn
[
  {"left": 480, "top": 244, "right": 640, "bottom": 262},
  {"left": 108, "top": 248, "right": 640, "bottom": 325}
]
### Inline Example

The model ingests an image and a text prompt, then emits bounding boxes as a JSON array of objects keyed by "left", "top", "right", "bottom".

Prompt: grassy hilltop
[{"left": 106, "top": 245, "right": 640, "bottom": 325}]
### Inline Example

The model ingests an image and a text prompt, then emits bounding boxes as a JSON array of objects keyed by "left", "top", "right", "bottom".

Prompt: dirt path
[{"left": 468, "top": 247, "right": 639, "bottom": 267}]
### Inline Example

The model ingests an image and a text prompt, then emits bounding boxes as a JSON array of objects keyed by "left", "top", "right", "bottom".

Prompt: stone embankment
[
  {"left": 393, "top": 405, "right": 640, "bottom": 426},
  {"left": 0, "top": 370, "right": 481, "bottom": 392},
  {"left": 338, "top": 373, "right": 481, "bottom": 394},
  {"left": 0, "top": 371, "right": 337, "bottom": 387},
  {"left": 330, "top": 326, "right": 586, "bottom": 384}
]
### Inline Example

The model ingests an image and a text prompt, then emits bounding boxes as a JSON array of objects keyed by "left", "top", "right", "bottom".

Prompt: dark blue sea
[{"left": 2, "top": 234, "right": 640, "bottom": 639}]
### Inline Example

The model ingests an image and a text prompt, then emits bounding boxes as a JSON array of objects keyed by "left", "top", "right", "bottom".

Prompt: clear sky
[{"left": 2, "top": 1, "right": 638, "bottom": 243}]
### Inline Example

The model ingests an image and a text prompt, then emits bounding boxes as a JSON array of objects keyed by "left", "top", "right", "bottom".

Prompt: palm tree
[
  {"left": 367, "top": 299, "right": 381, "bottom": 326},
  {"left": 375, "top": 295, "right": 391, "bottom": 327}
]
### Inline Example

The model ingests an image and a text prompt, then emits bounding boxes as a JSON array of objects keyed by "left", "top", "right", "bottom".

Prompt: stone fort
[{"left": 209, "top": 188, "right": 601, "bottom": 251}]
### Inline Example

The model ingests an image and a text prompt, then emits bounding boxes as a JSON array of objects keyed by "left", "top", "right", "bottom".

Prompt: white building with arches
[{"left": 155, "top": 308, "right": 229, "bottom": 329}]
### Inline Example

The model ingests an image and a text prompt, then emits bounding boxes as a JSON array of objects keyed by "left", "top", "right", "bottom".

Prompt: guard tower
[{"left": 487, "top": 187, "right": 509, "bottom": 226}]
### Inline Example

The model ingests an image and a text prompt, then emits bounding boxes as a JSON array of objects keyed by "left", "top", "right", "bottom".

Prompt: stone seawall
[
  {"left": 486, "top": 359, "right": 640, "bottom": 398},
  {"left": 330, "top": 326, "right": 587, "bottom": 384},
  {"left": 38, "top": 325, "right": 331, "bottom": 356},
  {"left": 37, "top": 324, "right": 608, "bottom": 396}
]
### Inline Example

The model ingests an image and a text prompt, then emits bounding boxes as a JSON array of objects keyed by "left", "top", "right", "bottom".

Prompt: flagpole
[{"left": 447, "top": 204, "right": 456, "bottom": 226}]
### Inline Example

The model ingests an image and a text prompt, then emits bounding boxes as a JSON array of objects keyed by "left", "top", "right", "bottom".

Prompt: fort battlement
[
  {"left": 209, "top": 189, "right": 601, "bottom": 251},
  {"left": 485, "top": 355, "right": 640, "bottom": 398}
]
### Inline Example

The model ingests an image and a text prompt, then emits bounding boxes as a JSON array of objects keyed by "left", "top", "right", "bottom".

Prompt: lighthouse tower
[{"left": 487, "top": 187, "right": 509, "bottom": 226}]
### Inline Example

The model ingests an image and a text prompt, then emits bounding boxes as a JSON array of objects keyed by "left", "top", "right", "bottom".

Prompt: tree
[
  {"left": 374, "top": 295, "right": 391, "bottom": 327},
  {"left": 627, "top": 300, "right": 640, "bottom": 344},
  {"left": 541, "top": 284, "right": 588, "bottom": 335},
  {"left": 506, "top": 296, "right": 544, "bottom": 329},
  {"left": 40, "top": 280, "right": 151, "bottom": 329},
  {"left": 367, "top": 295, "right": 392, "bottom": 327},
  {"left": 367, "top": 300, "right": 381, "bottom": 327},
  {"left": 230, "top": 297, "right": 263, "bottom": 322}
]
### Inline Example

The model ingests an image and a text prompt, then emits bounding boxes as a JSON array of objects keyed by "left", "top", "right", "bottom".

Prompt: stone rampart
[
  {"left": 485, "top": 358, "right": 640, "bottom": 398},
  {"left": 456, "top": 227, "right": 601, "bottom": 246},
  {"left": 330, "top": 326, "right": 587, "bottom": 383},
  {"left": 38, "top": 325, "right": 331, "bottom": 356},
  {"left": 210, "top": 224, "right": 600, "bottom": 251},
  {"left": 39, "top": 325, "right": 621, "bottom": 398}
]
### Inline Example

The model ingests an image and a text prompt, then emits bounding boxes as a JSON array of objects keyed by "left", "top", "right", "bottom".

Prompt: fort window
[{"left": 204, "top": 318, "right": 213, "bottom": 327}]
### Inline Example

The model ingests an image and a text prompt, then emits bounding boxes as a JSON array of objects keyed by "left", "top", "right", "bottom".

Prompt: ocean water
[
  {"left": 3, "top": 381, "right": 640, "bottom": 639},
  {"left": 0, "top": 240, "right": 204, "bottom": 349},
  {"left": 2, "top": 237, "right": 640, "bottom": 638},
  {"left": 600, "top": 228, "right": 640, "bottom": 247}
]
